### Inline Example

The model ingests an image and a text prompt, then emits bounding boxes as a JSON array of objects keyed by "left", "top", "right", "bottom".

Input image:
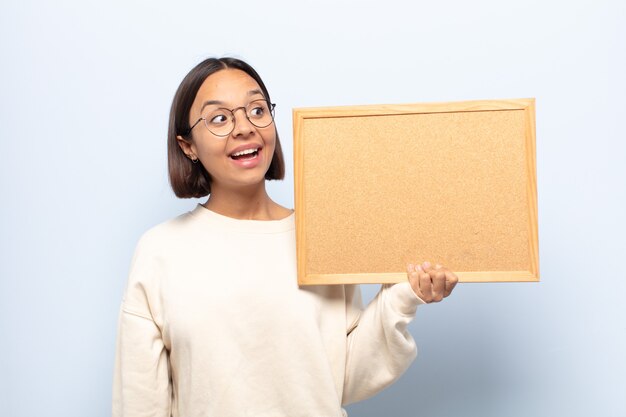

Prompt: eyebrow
[{"left": 199, "top": 89, "right": 265, "bottom": 113}]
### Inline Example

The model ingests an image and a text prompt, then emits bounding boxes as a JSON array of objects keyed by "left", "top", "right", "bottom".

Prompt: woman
[{"left": 113, "top": 57, "right": 458, "bottom": 417}]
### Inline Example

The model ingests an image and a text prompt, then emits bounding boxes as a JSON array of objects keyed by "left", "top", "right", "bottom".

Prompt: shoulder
[
  {"left": 125, "top": 209, "right": 203, "bottom": 284},
  {"left": 268, "top": 199, "right": 294, "bottom": 220},
  {"left": 274, "top": 205, "right": 294, "bottom": 220},
  {"left": 134, "top": 208, "right": 200, "bottom": 255}
]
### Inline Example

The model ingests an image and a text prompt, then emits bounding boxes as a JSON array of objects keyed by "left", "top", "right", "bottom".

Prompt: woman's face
[{"left": 178, "top": 69, "right": 277, "bottom": 193}]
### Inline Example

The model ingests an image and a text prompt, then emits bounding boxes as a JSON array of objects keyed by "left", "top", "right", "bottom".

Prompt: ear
[{"left": 176, "top": 135, "right": 197, "bottom": 161}]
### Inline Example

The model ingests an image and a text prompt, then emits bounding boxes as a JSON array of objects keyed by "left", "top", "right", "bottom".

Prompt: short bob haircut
[{"left": 168, "top": 57, "right": 285, "bottom": 198}]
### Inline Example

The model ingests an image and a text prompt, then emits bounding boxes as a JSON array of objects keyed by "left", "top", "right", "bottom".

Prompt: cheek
[
  {"left": 196, "top": 137, "right": 224, "bottom": 156},
  {"left": 196, "top": 142, "right": 226, "bottom": 169},
  {"left": 265, "top": 131, "right": 278, "bottom": 157}
]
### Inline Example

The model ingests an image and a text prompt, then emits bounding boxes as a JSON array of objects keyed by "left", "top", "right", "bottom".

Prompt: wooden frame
[{"left": 293, "top": 98, "right": 539, "bottom": 285}]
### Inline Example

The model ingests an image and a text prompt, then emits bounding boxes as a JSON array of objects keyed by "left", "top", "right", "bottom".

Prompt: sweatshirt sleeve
[
  {"left": 341, "top": 282, "right": 425, "bottom": 405},
  {"left": 112, "top": 237, "right": 172, "bottom": 417}
]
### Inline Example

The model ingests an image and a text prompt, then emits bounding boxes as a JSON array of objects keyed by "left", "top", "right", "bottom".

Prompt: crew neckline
[{"left": 190, "top": 204, "right": 295, "bottom": 234}]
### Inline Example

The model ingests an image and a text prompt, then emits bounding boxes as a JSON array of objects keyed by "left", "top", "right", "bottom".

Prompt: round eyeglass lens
[{"left": 203, "top": 100, "right": 274, "bottom": 137}]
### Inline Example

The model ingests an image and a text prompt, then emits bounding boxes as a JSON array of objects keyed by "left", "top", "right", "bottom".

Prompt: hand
[{"left": 407, "top": 261, "right": 458, "bottom": 303}]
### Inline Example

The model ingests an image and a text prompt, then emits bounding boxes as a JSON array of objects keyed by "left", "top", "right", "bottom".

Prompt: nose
[{"left": 230, "top": 107, "right": 255, "bottom": 138}]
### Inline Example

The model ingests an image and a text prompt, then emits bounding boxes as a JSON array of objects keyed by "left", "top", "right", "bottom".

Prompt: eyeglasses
[{"left": 185, "top": 99, "right": 276, "bottom": 137}]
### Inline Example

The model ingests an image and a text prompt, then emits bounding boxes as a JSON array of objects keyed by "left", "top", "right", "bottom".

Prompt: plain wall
[{"left": 1, "top": 0, "right": 624, "bottom": 416}]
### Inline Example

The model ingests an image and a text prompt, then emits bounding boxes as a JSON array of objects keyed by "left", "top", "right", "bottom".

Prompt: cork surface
[{"left": 294, "top": 100, "right": 538, "bottom": 283}]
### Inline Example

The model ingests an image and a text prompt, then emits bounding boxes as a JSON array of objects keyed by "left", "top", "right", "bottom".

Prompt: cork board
[{"left": 293, "top": 98, "right": 538, "bottom": 285}]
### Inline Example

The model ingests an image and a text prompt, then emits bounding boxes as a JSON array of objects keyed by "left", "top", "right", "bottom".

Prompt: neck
[{"left": 204, "top": 182, "right": 278, "bottom": 220}]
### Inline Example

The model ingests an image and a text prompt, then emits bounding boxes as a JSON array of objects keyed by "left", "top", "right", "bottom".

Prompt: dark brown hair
[{"left": 168, "top": 57, "right": 285, "bottom": 198}]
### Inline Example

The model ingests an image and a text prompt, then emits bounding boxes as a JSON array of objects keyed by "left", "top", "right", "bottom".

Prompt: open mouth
[{"left": 230, "top": 147, "right": 261, "bottom": 161}]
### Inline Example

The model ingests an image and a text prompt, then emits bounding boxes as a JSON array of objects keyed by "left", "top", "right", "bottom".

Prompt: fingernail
[
  {"left": 423, "top": 261, "right": 431, "bottom": 269},
  {"left": 417, "top": 265, "right": 423, "bottom": 272},
  {"left": 435, "top": 264, "right": 442, "bottom": 269},
  {"left": 408, "top": 263, "right": 414, "bottom": 272}
]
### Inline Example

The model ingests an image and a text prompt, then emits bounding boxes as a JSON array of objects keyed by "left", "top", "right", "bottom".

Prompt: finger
[
  {"left": 427, "top": 265, "right": 438, "bottom": 280},
  {"left": 431, "top": 269, "right": 446, "bottom": 302},
  {"left": 426, "top": 264, "right": 439, "bottom": 286},
  {"left": 407, "top": 263, "right": 423, "bottom": 299},
  {"left": 443, "top": 269, "right": 459, "bottom": 297},
  {"left": 419, "top": 268, "right": 433, "bottom": 303},
  {"left": 421, "top": 261, "right": 432, "bottom": 273}
]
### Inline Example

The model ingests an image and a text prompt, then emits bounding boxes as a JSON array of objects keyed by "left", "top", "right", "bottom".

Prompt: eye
[
  {"left": 210, "top": 114, "right": 227, "bottom": 123},
  {"left": 249, "top": 105, "right": 265, "bottom": 118},
  {"left": 208, "top": 111, "right": 229, "bottom": 125},
  {"left": 248, "top": 101, "right": 269, "bottom": 119}
]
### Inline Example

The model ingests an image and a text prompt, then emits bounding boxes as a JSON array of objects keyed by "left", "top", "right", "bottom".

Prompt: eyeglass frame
[{"left": 183, "top": 99, "right": 276, "bottom": 137}]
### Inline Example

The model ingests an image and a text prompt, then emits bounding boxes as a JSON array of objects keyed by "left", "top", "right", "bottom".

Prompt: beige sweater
[{"left": 113, "top": 204, "right": 424, "bottom": 417}]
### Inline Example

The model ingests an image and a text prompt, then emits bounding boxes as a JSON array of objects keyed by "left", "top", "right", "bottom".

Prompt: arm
[
  {"left": 112, "top": 239, "right": 172, "bottom": 417},
  {"left": 341, "top": 282, "right": 424, "bottom": 405},
  {"left": 341, "top": 262, "right": 459, "bottom": 405}
]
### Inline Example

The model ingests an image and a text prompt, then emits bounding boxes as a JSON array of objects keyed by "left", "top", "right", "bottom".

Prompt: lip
[
  {"left": 228, "top": 144, "right": 263, "bottom": 169},
  {"left": 228, "top": 143, "right": 263, "bottom": 157}
]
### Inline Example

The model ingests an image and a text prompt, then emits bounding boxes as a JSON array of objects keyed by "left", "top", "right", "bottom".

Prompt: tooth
[{"left": 233, "top": 148, "right": 257, "bottom": 156}]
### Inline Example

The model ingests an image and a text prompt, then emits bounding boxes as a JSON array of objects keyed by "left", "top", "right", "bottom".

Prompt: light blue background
[{"left": 1, "top": 0, "right": 625, "bottom": 416}]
